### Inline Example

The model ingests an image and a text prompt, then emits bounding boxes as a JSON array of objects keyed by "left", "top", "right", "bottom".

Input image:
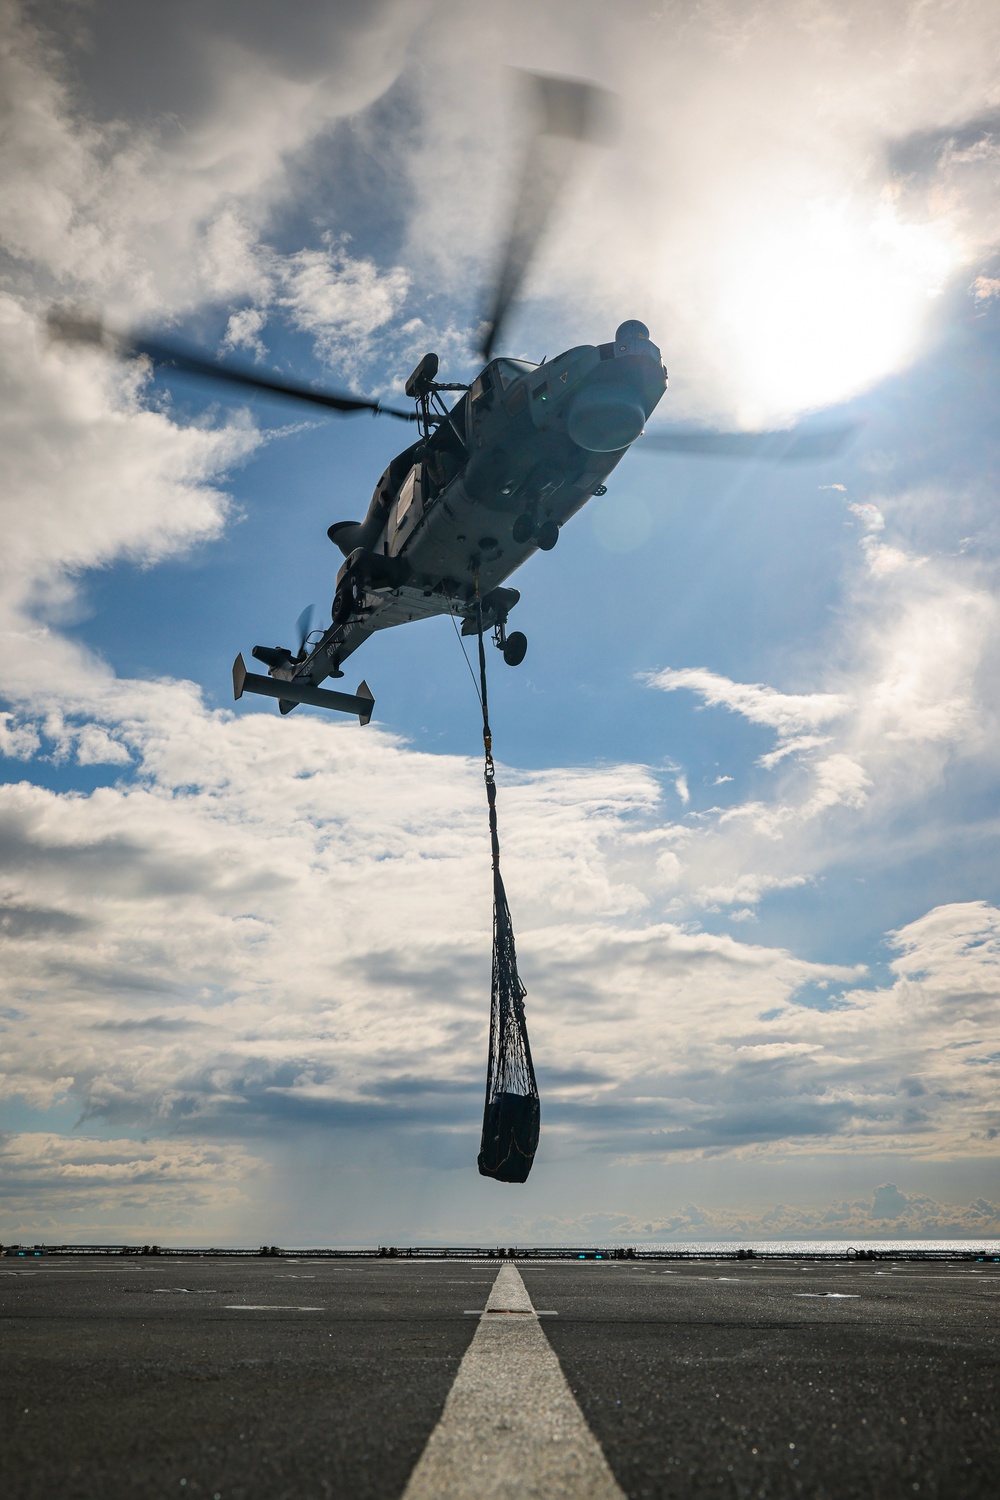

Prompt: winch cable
[
  {"left": 473, "top": 591, "right": 501, "bottom": 873},
  {"left": 448, "top": 607, "right": 484, "bottom": 707},
  {"left": 473, "top": 582, "right": 540, "bottom": 1183}
]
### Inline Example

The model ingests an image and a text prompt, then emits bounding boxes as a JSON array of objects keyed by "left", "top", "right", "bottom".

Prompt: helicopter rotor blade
[
  {"left": 46, "top": 307, "right": 418, "bottom": 422},
  {"left": 479, "top": 72, "right": 616, "bottom": 361},
  {"left": 637, "top": 423, "right": 858, "bottom": 462}
]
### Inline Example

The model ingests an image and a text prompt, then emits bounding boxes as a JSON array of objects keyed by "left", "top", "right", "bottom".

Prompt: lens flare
[{"left": 712, "top": 194, "right": 960, "bottom": 422}]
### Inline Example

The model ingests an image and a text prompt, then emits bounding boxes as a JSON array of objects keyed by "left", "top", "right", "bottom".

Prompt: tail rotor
[{"left": 294, "top": 604, "right": 320, "bottom": 660}]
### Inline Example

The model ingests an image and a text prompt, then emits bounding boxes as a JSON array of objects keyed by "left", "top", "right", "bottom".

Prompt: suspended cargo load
[
  {"left": 477, "top": 865, "right": 540, "bottom": 1181},
  {"left": 479, "top": 1091, "right": 540, "bottom": 1183}
]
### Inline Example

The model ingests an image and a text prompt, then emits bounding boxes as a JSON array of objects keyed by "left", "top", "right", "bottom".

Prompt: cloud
[
  {"left": 871, "top": 1182, "right": 908, "bottom": 1219},
  {"left": 0, "top": 294, "right": 259, "bottom": 634},
  {"left": 0, "top": 673, "right": 996, "bottom": 1200},
  {"left": 0, "top": 0, "right": 422, "bottom": 320},
  {"left": 848, "top": 502, "right": 885, "bottom": 533},
  {"left": 0, "top": 712, "right": 40, "bottom": 759},
  {"left": 278, "top": 241, "right": 411, "bottom": 363},
  {"left": 648, "top": 667, "right": 848, "bottom": 739},
  {"left": 641, "top": 468, "right": 1000, "bottom": 912},
  {"left": 0, "top": 3, "right": 435, "bottom": 716},
  {"left": 616, "top": 1186, "right": 1000, "bottom": 1243},
  {"left": 849, "top": 500, "right": 928, "bottom": 577},
  {"left": 223, "top": 306, "right": 268, "bottom": 356},
  {"left": 395, "top": 0, "right": 1000, "bottom": 422},
  {"left": 354, "top": 1183, "right": 1000, "bottom": 1247},
  {"left": 0, "top": 1132, "right": 263, "bottom": 1235}
]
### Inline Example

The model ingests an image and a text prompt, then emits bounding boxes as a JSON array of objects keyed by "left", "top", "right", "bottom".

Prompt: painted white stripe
[{"left": 402, "top": 1264, "right": 624, "bottom": 1499}]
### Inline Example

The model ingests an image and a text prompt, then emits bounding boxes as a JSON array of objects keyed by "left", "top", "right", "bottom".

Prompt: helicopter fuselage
[{"left": 258, "top": 321, "right": 666, "bottom": 705}]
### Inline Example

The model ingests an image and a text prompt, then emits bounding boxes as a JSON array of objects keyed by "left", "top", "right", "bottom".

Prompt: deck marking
[
  {"left": 402, "top": 1264, "right": 624, "bottom": 1499},
  {"left": 794, "top": 1292, "right": 859, "bottom": 1299},
  {"left": 463, "top": 1308, "right": 558, "bottom": 1316}
]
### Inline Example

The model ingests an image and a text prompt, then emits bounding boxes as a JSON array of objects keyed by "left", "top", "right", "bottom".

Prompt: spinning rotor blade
[
  {"left": 295, "top": 604, "right": 319, "bottom": 656},
  {"left": 479, "top": 72, "right": 615, "bottom": 361},
  {"left": 47, "top": 307, "right": 418, "bottom": 422},
  {"left": 639, "top": 423, "right": 857, "bottom": 462}
]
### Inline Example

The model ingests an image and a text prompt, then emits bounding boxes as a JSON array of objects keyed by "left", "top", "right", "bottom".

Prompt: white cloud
[
  {"left": 399, "top": 0, "right": 1000, "bottom": 423},
  {"left": 0, "top": 676, "right": 995, "bottom": 1222},
  {"left": 612, "top": 1184, "right": 1000, "bottom": 1243},
  {"left": 0, "top": 1132, "right": 262, "bottom": 1237},
  {"left": 802, "top": 753, "right": 871, "bottom": 816},
  {"left": 643, "top": 474, "right": 1000, "bottom": 913},
  {"left": 0, "top": 0, "right": 423, "bottom": 321},
  {"left": 0, "top": 293, "right": 258, "bottom": 637},
  {"left": 0, "top": 712, "right": 40, "bottom": 759},
  {"left": 757, "top": 735, "right": 832, "bottom": 770},
  {"left": 279, "top": 242, "right": 411, "bottom": 358},
  {"left": 696, "top": 873, "right": 809, "bottom": 910},
  {"left": 188, "top": 234, "right": 414, "bottom": 373},
  {"left": 648, "top": 667, "right": 847, "bottom": 737},
  {"left": 223, "top": 307, "right": 268, "bottom": 356},
  {"left": 849, "top": 502, "right": 885, "bottom": 533},
  {"left": 850, "top": 499, "right": 928, "bottom": 576},
  {"left": 72, "top": 725, "right": 132, "bottom": 767},
  {"left": 863, "top": 541, "right": 923, "bottom": 577}
]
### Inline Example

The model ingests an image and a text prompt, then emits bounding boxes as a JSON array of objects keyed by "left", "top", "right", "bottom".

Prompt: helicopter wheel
[
  {"left": 535, "top": 519, "right": 559, "bottom": 551},
  {"left": 333, "top": 578, "right": 361, "bottom": 625},
  {"left": 512, "top": 513, "right": 535, "bottom": 545},
  {"left": 503, "top": 631, "right": 528, "bottom": 667}
]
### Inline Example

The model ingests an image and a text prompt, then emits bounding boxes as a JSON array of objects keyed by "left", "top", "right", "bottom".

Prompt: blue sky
[{"left": 1, "top": 0, "right": 999, "bottom": 1246}]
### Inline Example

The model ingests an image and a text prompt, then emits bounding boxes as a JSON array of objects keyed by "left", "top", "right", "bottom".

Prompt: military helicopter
[{"left": 50, "top": 74, "right": 851, "bottom": 725}]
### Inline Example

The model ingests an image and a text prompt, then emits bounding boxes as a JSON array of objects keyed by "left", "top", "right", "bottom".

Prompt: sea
[{"left": 636, "top": 1239, "right": 1000, "bottom": 1255}]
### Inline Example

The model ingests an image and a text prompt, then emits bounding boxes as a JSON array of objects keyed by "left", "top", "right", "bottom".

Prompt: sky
[{"left": 1, "top": 0, "right": 999, "bottom": 1247}]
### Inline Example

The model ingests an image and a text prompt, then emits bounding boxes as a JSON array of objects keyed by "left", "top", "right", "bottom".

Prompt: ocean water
[{"left": 637, "top": 1239, "right": 1000, "bottom": 1255}]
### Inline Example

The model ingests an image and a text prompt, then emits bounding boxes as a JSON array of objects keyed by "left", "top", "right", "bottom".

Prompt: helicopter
[
  {"left": 49, "top": 74, "right": 851, "bottom": 725},
  {"left": 248, "top": 313, "right": 673, "bottom": 722}
]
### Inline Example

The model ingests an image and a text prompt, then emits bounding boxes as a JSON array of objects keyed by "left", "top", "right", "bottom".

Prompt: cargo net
[{"left": 473, "top": 601, "right": 539, "bottom": 1183}]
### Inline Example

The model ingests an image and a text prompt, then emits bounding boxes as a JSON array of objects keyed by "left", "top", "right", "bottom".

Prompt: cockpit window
[{"left": 494, "top": 358, "right": 537, "bottom": 390}]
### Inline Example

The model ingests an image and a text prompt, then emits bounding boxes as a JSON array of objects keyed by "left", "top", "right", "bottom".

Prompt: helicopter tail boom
[{"left": 232, "top": 654, "right": 374, "bottom": 725}]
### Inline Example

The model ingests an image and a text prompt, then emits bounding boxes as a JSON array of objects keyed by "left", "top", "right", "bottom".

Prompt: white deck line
[{"left": 401, "top": 1264, "right": 624, "bottom": 1499}]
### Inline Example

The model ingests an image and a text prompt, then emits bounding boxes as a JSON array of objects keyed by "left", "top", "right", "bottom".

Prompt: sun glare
[{"left": 712, "top": 195, "right": 960, "bottom": 423}]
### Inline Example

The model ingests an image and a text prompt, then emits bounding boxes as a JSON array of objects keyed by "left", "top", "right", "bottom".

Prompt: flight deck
[{"left": 1, "top": 1254, "right": 996, "bottom": 1498}]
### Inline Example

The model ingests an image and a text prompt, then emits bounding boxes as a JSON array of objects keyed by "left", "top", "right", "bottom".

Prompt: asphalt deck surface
[{"left": 1, "top": 1256, "right": 997, "bottom": 1499}]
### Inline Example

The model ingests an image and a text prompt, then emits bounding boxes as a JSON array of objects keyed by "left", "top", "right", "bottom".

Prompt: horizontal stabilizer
[{"left": 233, "top": 654, "right": 374, "bottom": 725}]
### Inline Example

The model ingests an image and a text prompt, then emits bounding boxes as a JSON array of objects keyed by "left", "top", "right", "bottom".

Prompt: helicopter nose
[{"left": 566, "top": 386, "right": 646, "bottom": 451}]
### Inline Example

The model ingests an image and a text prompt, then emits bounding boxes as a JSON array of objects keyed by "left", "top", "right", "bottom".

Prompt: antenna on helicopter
[{"left": 403, "top": 352, "right": 470, "bottom": 440}]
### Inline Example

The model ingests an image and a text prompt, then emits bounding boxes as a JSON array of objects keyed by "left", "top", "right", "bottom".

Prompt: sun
[{"left": 711, "top": 191, "right": 960, "bottom": 423}]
